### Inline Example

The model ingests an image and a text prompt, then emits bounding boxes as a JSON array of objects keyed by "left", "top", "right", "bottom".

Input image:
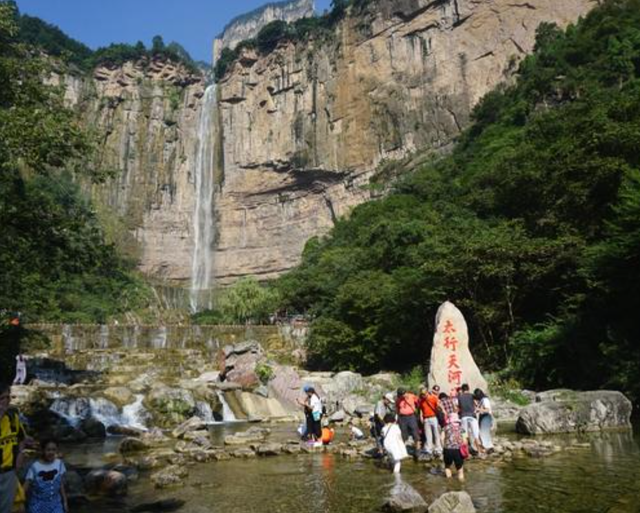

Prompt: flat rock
[
  {"left": 172, "top": 416, "right": 207, "bottom": 439},
  {"left": 151, "top": 465, "right": 188, "bottom": 489}
]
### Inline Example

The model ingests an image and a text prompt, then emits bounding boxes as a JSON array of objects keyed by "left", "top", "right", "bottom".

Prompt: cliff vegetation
[
  {"left": 0, "top": 2, "right": 152, "bottom": 323},
  {"left": 214, "top": 0, "right": 373, "bottom": 80},
  {"left": 5, "top": 1, "right": 204, "bottom": 73},
  {"left": 274, "top": 0, "right": 640, "bottom": 402}
]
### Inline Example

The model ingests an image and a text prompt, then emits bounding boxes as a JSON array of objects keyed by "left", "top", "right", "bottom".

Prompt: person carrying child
[{"left": 24, "top": 439, "right": 69, "bottom": 513}]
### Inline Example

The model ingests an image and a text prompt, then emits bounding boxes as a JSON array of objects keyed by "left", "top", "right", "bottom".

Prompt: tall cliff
[
  {"left": 50, "top": 59, "right": 206, "bottom": 284},
  {"left": 212, "top": 0, "right": 597, "bottom": 282},
  {"left": 213, "top": 0, "right": 315, "bottom": 61},
  {"left": 59, "top": 0, "right": 597, "bottom": 293}
]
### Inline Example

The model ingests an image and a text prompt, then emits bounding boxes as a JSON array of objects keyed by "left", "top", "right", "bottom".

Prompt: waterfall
[
  {"left": 121, "top": 394, "right": 149, "bottom": 430},
  {"left": 190, "top": 84, "right": 219, "bottom": 313},
  {"left": 51, "top": 396, "right": 149, "bottom": 430},
  {"left": 217, "top": 391, "right": 237, "bottom": 422},
  {"left": 195, "top": 400, "right": 216, "bottom": 423}
]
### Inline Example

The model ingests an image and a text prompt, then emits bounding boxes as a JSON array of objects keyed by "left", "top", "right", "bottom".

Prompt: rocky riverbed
[{"left": 11, "top": 338, "right": 636, "bottom": 512}]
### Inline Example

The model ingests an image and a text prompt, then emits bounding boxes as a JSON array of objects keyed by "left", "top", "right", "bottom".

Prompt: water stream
[
  {"left": 65, "top": 425, "right": 640, "bottom": 513},
  {"left": 190, "top": 84, "right": 219, "bottom": 313}
]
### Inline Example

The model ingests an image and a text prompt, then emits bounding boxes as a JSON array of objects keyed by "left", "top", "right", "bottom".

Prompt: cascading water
[
  {"left": 217, "top": 391, "right": 237, "bottom": 422},
  {"left": 190, "top": 84, "right": 219, "bottom": 313},
  {"left": 51, "top": 396, "right": 149, "bottom": 430}
]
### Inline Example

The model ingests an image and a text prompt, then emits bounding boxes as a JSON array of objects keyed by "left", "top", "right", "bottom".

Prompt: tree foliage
[
  {"left": 192, "top": 277, "right": 281, "bottom": 325},
  {"left": 276, "top": 0, "right": 640, "bottom": 403},
  {"left": 0, "top": 2, "right": 151, "bottom": 323}
]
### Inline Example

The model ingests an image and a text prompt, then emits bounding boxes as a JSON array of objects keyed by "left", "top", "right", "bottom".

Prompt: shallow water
[{"left": 66, "top": 425, "right": 640, "bottom": 513}]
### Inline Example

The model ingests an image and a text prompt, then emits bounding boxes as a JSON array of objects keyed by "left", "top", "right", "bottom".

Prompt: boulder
[
  {"left": 382, "top": 480, "right": 428, "bottom": 512},
  {"left": 84, "top": 469, "right": 128, "bottom": 497},
  {"left": 150, "top": 465, "right": 188, "bottom": 489},
  {"left": 103, "top": 387, "right": 134, "bottom": 407},
  {"left": 118, "top": 437, "right": 150, "bottom": 454},
  {"left": 220, "top": 341, "right": 264, "bottom": 389},
  {"left": 146, "top": 386, "right": 196, "bottom": 427},
  {"left": 80, "top": 418, "right": 106, "bottom": 438},
  {"left": 428, "top": 301, "right": 488, "bottom": 395},
  {"left": 428, "top": 492, "right": 476, "bottom": 513},
  {"left": 516, "top": 390, "right": 633, "bottom": 435}
]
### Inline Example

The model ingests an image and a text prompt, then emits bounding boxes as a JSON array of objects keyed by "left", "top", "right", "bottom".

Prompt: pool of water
[{"left": 65, "top": 425, "right": 640, "bottom": 513}]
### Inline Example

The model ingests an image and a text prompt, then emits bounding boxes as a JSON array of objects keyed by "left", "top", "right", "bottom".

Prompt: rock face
[
  {"left": 50, "top": 58, "right": 205, "bottom": 286},
  {"left": 58, "top": 0, "right": 596, "bottom": 287},
  {"left": 428, "top": 301, "right": 488, "bottom": 394},
  {"left": 211, "top": 0, "right": 597, "bottom": 282},
  {"left": 213, "top": 0, "right": 315, "bottom": 61},
  {"left": 428, "top": 492, "right": 476, "bottom": 513},
  {"left": 516, "top": 390, "right": 633, "bottom": 435}
]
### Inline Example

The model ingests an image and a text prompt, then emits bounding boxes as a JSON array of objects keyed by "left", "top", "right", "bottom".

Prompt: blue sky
[{"left": 16, "top": 0, "right": 333, "bottom": 63}]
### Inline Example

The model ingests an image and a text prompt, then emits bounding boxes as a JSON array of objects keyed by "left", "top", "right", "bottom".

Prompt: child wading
[
  {"left": 24, "top": 440, "right": 68, "bottom": 513},
  {"left": 382, "top": 413, "right": 408, "bottom": 474}
]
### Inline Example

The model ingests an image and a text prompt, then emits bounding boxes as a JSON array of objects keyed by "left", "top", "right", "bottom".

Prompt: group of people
[
  {"left": 374, "top": 383, "right": 494, "bottom": 479},
  {"left": 1, "top": 383, "right": 69, "bottom": 513},
  {"left": 296, "top": 380, "right": 494, "bottom": 481}
]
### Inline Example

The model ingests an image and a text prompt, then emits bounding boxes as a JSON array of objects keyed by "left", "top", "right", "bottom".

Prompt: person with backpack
[
  {"left": 418, "top": 385, "right": 442, "bottom": 457},
  {"left": 0, "top": 383, "right": 30, "bottom": 513}
]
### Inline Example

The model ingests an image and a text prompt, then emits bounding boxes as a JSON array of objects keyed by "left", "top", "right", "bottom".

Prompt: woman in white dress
[{"left": 382, "top": 413, "right": 408, "bottom": 473}]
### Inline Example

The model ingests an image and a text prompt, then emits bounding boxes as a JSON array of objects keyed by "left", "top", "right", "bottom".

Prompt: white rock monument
[{"left": 428, "top": 301, "right": 488, "bottom": 394}]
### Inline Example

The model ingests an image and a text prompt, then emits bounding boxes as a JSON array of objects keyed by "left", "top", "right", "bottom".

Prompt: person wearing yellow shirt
[{"left": 0, "top": 383, "right": 29, "bottom": 513}]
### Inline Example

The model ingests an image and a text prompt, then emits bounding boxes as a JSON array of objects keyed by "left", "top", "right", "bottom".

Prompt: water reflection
[{"left": 68, "top": 427, "right": 640, "bottom": 513}]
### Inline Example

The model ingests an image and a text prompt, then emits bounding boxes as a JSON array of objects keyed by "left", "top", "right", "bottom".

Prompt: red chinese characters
[{"left": 441, "top": 318, "right": 462, "bottom": 388}]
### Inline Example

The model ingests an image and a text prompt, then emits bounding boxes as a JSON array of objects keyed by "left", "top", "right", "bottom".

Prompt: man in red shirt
[
  {"left": 418, "top": 385, "right": 442, "bottom": 457},
  {"left": 396, "top": 388, "right": 421, "bottom": 451}
]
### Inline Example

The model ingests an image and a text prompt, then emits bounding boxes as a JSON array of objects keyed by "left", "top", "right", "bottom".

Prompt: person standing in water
[
  {"left": 382, "top": 414, "right": 408, "bottom": 474},
  {"left": 418, "top": 385, "right": 442, "bottom": 457},
  {"left": 24, "top": 439, "right": 69, "bottom": 513},
  {"left": 458, "top": 384, "right": 480, "bottom": 455},
  {"left": 297, "top": 386, "right": 323, "bottom": 446},
  {"left": 440, "top": 395, "right": 465, "bottom": 482}
]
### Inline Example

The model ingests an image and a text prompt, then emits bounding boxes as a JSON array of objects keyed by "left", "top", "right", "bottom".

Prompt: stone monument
[{"left": 428, "top": 301, "right": 488, "bottom": 394}]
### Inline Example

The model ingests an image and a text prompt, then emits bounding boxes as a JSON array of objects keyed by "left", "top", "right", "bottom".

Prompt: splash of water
[{"left": 190, "top": 84, "right": 218, "bottom": 313}]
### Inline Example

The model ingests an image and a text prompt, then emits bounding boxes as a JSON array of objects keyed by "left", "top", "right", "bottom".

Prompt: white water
[
  {"left": 51, "top": 396, "right": 149, "bottom": 430},
  {"left": 190, "top": 84, "right": 219, "bottom": 313},
  {"left": 121, "top": 394, "right": 149, "bottom": 430},
  {"left": 217, "top": 391, "right": 237, "bottom": 422}
]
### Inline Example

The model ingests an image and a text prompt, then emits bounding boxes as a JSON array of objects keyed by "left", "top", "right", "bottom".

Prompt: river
[{"left": 64, "top": 423, "right": 640, "bottom": 513}]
